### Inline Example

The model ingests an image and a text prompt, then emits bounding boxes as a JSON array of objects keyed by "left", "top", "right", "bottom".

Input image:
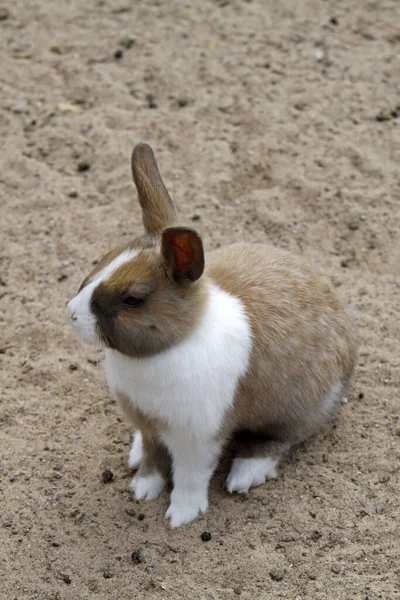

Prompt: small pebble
[
  {"left": 51, "top": 541, "right": 60, "bottom": 547},
  {"left": 68, "top": 190, "right": 79, "bottom": 198},
  {"left": 69, "top": 363, "right": 78, "bottom": 371},
  {"left": 131, "top": 550, "right": 144, "bottom": 564},
  {"left": 331, "top": 563, "right": 341, "bottom": 574},
  {"left": 191, "top": 214, "right": 201, "bottom": 221},
  {"left": 0, "top": 7, "right": 10, "bottom": 20},
  {"left": 234, "top": 588, "right": 242, "bottom": 596},
  {"left": 342, "top": 397, "right": 348, "bottom": 404},
  {"left": 322, "top": 453, "right": 329, "bottom": 463},
  {"left": 269, "top": 569, "right": 284, "bottom": 581},
  {"left": 314, "top": 48, "right": 325, "bottom": 61},
  {"left": 62, "top": 574, "right": 71, "bottom": 584},
  {"left": 101, "top": 469, "right": 114, "bottom": 484},
  {"left": 77, "top": 161, "right": 90, "bottom": 172},
  {"left": 120, "top": 35, "right": 136, "bottom": 49},
  {"left": 330, "top": 17, "right": 338, "bottom": 25},
  {"left": 358, "top": 392, "right": 364, "bottom": 399},
  {"left": 62, "top": 260, "right": 69, "bottom": 268},
  {"left": 376, "top": 505, "right": 384, "bottom": 514},
  {"left": 103, "top": 570, "right": 114, "bottom": 579},
  {"left": 114, "top": 49, "right": 123, "bottom": 60},
  {"left": 125, "top": 508, "right": 136, "bottom": 517},
  {"left": 138, "top": 513, "right": 145, "bottom": 521},
  {"left": 11, "top": 103, "right": 26, "bottom": 114},
  {"left": 307, "top": 460, "right": 315, "bottom": 466},
  {"left": 201, "top": 530, "right": 212, "bottom": 542}
]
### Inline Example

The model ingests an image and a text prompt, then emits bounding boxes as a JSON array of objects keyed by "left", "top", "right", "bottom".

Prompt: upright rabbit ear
[
  {"left": 131, "top": 142, "right": 177, "bottom": 236},
  {"left": 162, "top": 227, "right": 205, "bottom": 283}
]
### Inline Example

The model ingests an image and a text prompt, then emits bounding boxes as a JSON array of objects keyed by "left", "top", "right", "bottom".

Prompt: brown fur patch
[{"left": 206, "top": 243, "right": 358, "bottom": 445}]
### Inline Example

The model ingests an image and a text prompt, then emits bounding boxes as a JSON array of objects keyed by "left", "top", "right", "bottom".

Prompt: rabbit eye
[{"left": 122, "top": 296, "right": 146, "bottom": 308}]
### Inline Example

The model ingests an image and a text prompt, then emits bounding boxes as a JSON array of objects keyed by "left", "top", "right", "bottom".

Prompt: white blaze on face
[{"left": 67, "top": 250, "right": 138, "bottom": 345}]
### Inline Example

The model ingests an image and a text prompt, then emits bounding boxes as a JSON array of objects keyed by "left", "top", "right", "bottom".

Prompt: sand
[{"left": 1, "top": 0, "right": 399, "bottom": 598}]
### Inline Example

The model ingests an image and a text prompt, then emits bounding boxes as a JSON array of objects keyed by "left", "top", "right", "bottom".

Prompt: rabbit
[{"left": 67, "top": 142, "right": 358, "bottom": 527}]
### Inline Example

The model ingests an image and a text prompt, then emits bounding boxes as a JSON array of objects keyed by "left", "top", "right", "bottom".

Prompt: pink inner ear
[{"left": 170, "top": 236, "right": 191, "bottom": 271}]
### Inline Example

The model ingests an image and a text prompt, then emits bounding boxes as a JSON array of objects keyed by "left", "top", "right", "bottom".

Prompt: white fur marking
[
  {"left": 67, "top": 249, "right": 138, "bottom": 345},
  {"left": 105, "top": 283, "right": 252, "bottom": 526},
  {"left": 130, "top": 471, "right": 165, "bottom": 501},
  {"left": 128, "top": 430, "right": 143, "bottom": 469},
  {"left": 226, "top": 457, "right": 279, "bottom": 494}
]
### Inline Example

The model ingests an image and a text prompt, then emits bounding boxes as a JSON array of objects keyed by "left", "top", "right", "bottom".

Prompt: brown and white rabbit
[{"left": 67, "top": 142, "right": 358, "bottom": 527}]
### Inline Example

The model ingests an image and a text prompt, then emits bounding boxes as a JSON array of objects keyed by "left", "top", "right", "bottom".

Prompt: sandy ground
[{"left": 1, "top": 0, "right": 400, "bottom": 598}]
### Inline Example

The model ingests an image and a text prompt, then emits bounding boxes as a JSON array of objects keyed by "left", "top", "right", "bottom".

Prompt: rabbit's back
[{"left": 207, "top": 243, "right": 358, "bottom": 441}]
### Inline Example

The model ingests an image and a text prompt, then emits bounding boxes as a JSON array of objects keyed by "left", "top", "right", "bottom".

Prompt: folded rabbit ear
[
  {"left": 131, "top": 142, "right": 177, "bottom": 236},
  {"left": 161, "top": 227, "right": 205, "bottom": 283}
]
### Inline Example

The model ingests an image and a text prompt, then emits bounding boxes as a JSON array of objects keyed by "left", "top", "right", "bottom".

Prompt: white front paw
[
  {"left": 226, "top": 457, "right": 278, "bottom": 494},
  {"left": 130, "top": 472, "right": 165, "bottom": 501},
  {"left": 128, "top": 430, "right": 143, "bottom": 469},
  {"left": 165, "top": 491, "right": 208, "bottom": 528}
]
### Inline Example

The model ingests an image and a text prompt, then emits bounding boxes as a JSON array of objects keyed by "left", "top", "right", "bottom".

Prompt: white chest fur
[{"left": 104, "top": 284, "right": 252, "bottom": 437}]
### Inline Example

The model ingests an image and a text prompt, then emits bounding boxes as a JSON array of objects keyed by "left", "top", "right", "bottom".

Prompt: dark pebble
[
  {"left": 234, "top": 588, "right": 242, "bottom": 596},
  {"left": 147, "top": 94, "right": 158, "bottom": 109},
  {"left": 358, "top": 392, "right": 364, "bottom": 399},
  {"left": 322, "top": 453, "right": 329, "bottom": 463},
  {"left": 114, "top": 49, "right": 123, "bottom": 60},
  {"left": 0, "top": 7, "right": 10, "bottom": 20},
  {"left": 376, "top": 505, "right": 384, "bottom": 514},
  {"left": 330, "top": 17, "right": 338, "bottom": 25},
  {"left": 125, "top": 508, "right": 136, "bottom": 517},
  {"left": 201, "top": 530, "right": 212, "bottom": 542},
  {"left": 191, "top": 214, "right": 201, "bottom": 221},
  {"left": 69, "top": 363, "right": 78, "bottom": 371},
  {"left": 269, "top": 569, "right": 284, "bottom": 581},
  {"left": 68, "top": 190, "right": 79, "bottom": 198},
  {"left": 57, "top": 273, "right": 68, "bottom": 282},
  {"left": 307, "top": 460, "right": 315, "bottom": 466},
  {"left": 101, "top": 469, "right": 114, "bottom": 484},
  {"left": 103, "top": 570, "right": 115, "bottom": 579},
  {"left": 77, "top": 161, "right": 90, "bottom": 172},
  {"left": 62, "top": 574, "right": 71, "bottom": 584},
  {"left": 52, "top": 541, "right": 60, "bottom": 547},
  {"left": 131, "top": 550, "right": 144, "bottom": 564},
  {"left": 138, "top": 513, "right": 145, "bottom": 521}
]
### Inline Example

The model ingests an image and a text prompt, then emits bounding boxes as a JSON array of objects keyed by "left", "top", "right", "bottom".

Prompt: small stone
[
  {"left": 322, "top": 453, "right": 329, "bottom": 463},
  {"left": 146, "top": 94, "right": 158, "bottom": 109},
  {"left": 0, "top": 7, "right": 10, "bottom": 19},
  {"left": 58, "top": 273, "right": 68, "bottom": 282},
  {"left": 125, "top": 508, "right": 136, "bottom": 517},
  {"left": 103, "top": 570, "right": 115, "bottom": 579},
  {"left": 342, "top": 397, "right": 348, "bottom": 404},
  {"left": 120, "top": 35, "right": 136, "bottom": 49},
  {"left": 11, "top": 103, "right": 26, "bottom": 114},
  {"left": 138, "top": 513, "right": 145, "bottom": 521},
  {"left": 51, "top": 541, "right": 60, "bottom": 547},
  {"left": 191, "top": 214, "right": 201, "bottom": 221},
  {"left": 331, "top": 563, "right": 341, "bottom": 574},
  {"left": 68, "top": 190, "right": 79, "bottom": 198},
  {"left": 69, "top": 363, "right": 78, "bottom": 371},
  {"left": 61, "top": 574, "right": 71, "bottom": 584},
  {"left": 376, "top": 110, "right": 392, "bottom": 122},
  {"left": 358, "top": 392, "right": 364, "bottom": 399},
  {"left": 234, "top": 588, "right": 242, "bottom": 596},
  {"left": 101, "top": 469, "right": 114, "bottom": 483},
  {"left": 269, "top": 569, "right": 284, "bottom": 581},
  {"left": 307, "top": 460, "right": 315, "bottom": 466},
  {"left": 314, "top": 48, "right": 325, "bottom": 61},
  {"left": 376, "top": 505, "right": 384, "bottom": 514},
  {"left": 348, "top": 218, "right": 359, "bottom": 231},
  {"left": 62, "top": 260, "right": 69, "bottom": 268},
  {"left": 77, "top": 161, "right": 90, "bottom": 172},
  {"left": 131, "top": 550, "right": 144, "bottom": 564},
  {"left": 145, "top": 566, "right": 155, "bottom": 574},
  {"left": 114, "top": 49, "right": 123, "bottom": 60},
  {"left": 330, "top": 17, "right": 338, "bottom": 25},
  {"left": 201, "top": 530, "right": 212, "bottom": 542}
]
